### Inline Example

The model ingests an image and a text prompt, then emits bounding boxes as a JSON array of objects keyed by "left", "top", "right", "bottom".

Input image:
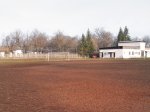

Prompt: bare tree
[
  {"left": 143, "top": 36, "right": 150, "bottom": 47},
  {"left": 22, "top": 33, "right": 31, "bottom": 53},
  {"left": 2, "top": 35, "right": 13, "bottom": 53},
  {"left": 50, "top": 31, "right": 65, "bottom": 51},
  {"left": 95, "top": 28, "right": 114, "bottom": 48},
  {"left": 49, "top": 31, "right": 78, "bottom": 52},
  {"left": 91, "top": 35, "right": 99, "bottom": 51},
  {"left": 29, "top": 30, "right": 48, "bottom": 52},
  {"left": 64, "top": 36, "right": 78, "bottom": 52},
  {"left": 11, "top": 30, "right": 24, "bottom": 50},
  {"left": 2, "top": 30, "right": 24, "bottom": 53}
]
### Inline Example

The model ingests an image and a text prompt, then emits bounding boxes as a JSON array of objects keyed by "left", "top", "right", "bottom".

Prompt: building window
[
  {"left": 132, "top": 51, "right": 134, "bottom": 55},
  {"left": 129, "top": 52, "right": 131, "bottom": 55},
  {"left": 139, "top": 52, "right": 140, "bottom": 55},
  {"left": 135, "top": 52, "right": 140, "bottom": 55}
]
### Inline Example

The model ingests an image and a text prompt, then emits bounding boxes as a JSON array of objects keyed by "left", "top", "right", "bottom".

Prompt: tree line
[{"left": 1, "top": 27, "right": 150, "bottom": 57}]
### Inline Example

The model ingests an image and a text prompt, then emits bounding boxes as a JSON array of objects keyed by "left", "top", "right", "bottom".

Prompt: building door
[
  {"left": 110, "top": 53, "right": 112, "bottom": 58},
  {"left": 100, "top": 52, "right": 103, "bottom": 58},
  {"left": 141, "top": 50, "right": 144, "bottom": 58},
  {"left": 145, "top": 51, "right": 147, "bottom": 58},
  {"left": 113, "top": 52, "right": 115, "bottom": 58},
  {"left": 110, "top": 52, "right": 115, "bottom": 58}
]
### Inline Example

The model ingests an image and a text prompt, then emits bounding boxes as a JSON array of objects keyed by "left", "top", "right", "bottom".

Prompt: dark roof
[
  {"left": 99, "top": 46, "right": 123, "bottom": 50},
  {"left": 119, "top": 41, "right": 144, "bottom": 43}
]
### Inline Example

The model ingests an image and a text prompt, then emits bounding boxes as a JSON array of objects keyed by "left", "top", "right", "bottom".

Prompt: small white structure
[
  {"left": 13, "top": 50, "right": 23, "bottom": 57},
  {"left": 99, "top": 41, "right": 150, "bottom": 59},
  {"left": 0, "top": 52, "right": 5, "bottom": 58},
  {"left": 0, "top": 47, "right": 7, "bottom": 58},
  {"left": 145, "top": 48, "right": 150, "bottom": 57}
]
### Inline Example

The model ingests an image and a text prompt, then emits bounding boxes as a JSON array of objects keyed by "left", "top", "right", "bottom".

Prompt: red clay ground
[{"left": 0, "top": 60, "right": 150, "bottom": 112}]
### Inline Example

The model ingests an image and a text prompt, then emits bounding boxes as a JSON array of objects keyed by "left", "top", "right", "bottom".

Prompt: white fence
[{"left": 0, "top": 52, "right": 83, "bottom": 61}]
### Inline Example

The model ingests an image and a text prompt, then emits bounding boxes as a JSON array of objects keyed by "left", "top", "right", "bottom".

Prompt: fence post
[
  {"left": 67, "top": 52, "right": 70, "bottom": 61},
  {"left": 48, "top": 52, "right": 50, "bottom": 62}
]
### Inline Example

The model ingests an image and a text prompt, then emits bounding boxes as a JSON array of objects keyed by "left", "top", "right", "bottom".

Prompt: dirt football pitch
[{"left": 0, "top": 60, "right": 150, "bottom": 112}]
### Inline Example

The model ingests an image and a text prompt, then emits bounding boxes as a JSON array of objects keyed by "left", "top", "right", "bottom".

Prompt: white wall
[
  {"left": 100, "top": 49, "right": 143, "bottom": 59},
  {"left": 118, "top": 42, "right": 145, "bottom": 50},
  {"left": 115, "top": 49, "right": 123, "bottom": 58},
  {"left": 140, "top": 43, "right": 146, "bottom": 50},
  {"left": 0, "top": 52, "right": 5, "bottom": 58},
  {"left": 147, "top": 51, "right": 150, "bottom": 57},
  {"left": 100, "top": 49, "right": 123, "bottom": 58},
  {"left": 145, "top": 50, "right": 150, "bottom": 58},
  {"left": 99, "top": 42, "right": 149, "bottom": 59},
  {"left": 122, "top": 49, "right": 141, "bottom": 58},
  {"left": 13, "top": 50, "right": 23, "bottom": 57}
]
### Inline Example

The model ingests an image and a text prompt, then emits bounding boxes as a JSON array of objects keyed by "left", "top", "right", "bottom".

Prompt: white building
[
  {"left": 0, "top": 52, "right": 5, "bottom": 58},
  {"left": 13, "top": 50, "right": 23, "bottom": 57},
  {"left": 0, "top": 47, "right": 7, "bottom": 58},
  {"left": 99, "top": 41, "right": 150, "bottom": 59}
]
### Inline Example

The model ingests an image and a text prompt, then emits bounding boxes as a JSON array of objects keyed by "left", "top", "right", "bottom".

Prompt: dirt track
[{"left": 0, "top": 60, "right": 150, "bottom": 112}]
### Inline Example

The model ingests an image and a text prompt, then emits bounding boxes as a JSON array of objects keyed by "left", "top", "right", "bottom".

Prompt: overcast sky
[{"left": 0, "top": 0, "right": 150, "bottom": 39}]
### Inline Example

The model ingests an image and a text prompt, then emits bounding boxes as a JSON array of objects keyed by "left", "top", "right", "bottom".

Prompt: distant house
[
  {"left": 0, "top": 52, "right": 5, "bottom": 58},
  {"left": 99, "top": 41, "right": 150, "bottom": 58},
  {"left": 13, "top": 50, "right": 23, "bottom": 57},
  {"left": 0, "top": 47, "right": 8, "bottom": 58}
]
